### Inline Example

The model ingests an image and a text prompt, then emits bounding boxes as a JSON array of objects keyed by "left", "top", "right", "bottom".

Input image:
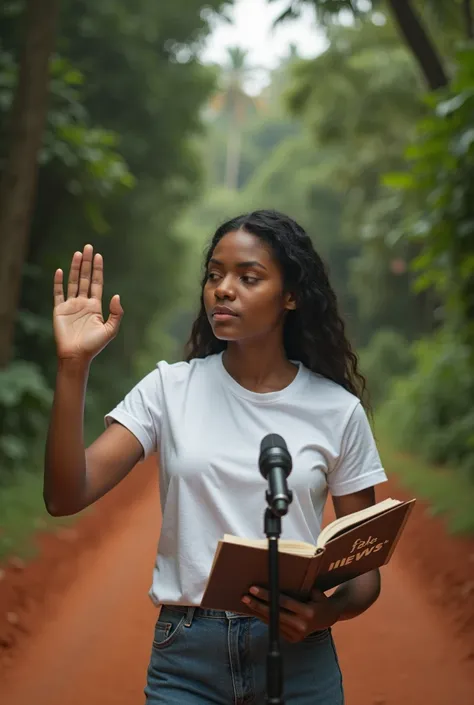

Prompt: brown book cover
[{"left": 200, "top": 498, "right": 415, "bottom": 614}]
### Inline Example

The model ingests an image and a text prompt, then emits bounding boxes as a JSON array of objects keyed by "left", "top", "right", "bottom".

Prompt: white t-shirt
[{"left": 105, "top": 352, "right": 387, "bottom": 607}]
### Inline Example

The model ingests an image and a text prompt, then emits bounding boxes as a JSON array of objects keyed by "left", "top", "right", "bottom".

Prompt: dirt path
[{"left": 0, "top": 461, "right": 473, "bottom": 704}]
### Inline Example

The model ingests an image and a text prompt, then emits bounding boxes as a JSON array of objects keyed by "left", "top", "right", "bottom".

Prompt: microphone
[{"left": 259, "top": 434, "right": 293, "bottom": 517}]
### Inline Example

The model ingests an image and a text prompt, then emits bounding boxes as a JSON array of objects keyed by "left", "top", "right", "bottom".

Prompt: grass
[
  {"left": 377, "top": 431, "right": 474, "bottom": 536},
  {"left": 0, "top": 470, "right": 75, "bottom": 562}
]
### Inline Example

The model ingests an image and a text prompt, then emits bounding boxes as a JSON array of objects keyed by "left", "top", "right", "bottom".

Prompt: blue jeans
[{"left": 144, "top": 606, "right": 344, "bottom": 704}]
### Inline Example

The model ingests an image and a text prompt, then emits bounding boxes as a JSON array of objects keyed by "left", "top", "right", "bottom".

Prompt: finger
[
  {"left": 242, "top": 596, "right": 307, "bottom": 634},
  {"left": 244, "top": 604, "right": 303, "bottom": 644},
  {"left": 78, "top": 244, "right": 94, "bottom": 297},
  {"left": 310, "top": 588, "right": 327, "bottom": 603},
  {"left": 53, "top": 269, "right": 65, "bottom": 306},
  {"left": 249, "top": 587, "right": 314, "bottom": 620},
  {"left": 104, "top": 294, "right": 123, "bottom": 339},
  {"left": 67, "top": 251, "right": 82, "bottom": 299},
  {"left": 281, "top": 627, "right": 301, "bottom": 644},
  {"left": 90, "top": 253, "right": 103, "bottom": 300}
]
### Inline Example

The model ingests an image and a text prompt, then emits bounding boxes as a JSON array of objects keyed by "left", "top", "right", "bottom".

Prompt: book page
[
  {"left": 316, "top": 498, "right": 401, "bottom": 549},
  {"left": 222, "top": 534, "right": 316, "bottom": 557},
  {"left": 220, "top": 498, "right": 403, "bottom": 557}
]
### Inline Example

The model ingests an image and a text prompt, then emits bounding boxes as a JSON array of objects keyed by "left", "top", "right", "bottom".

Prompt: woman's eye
[
  {"left": 242, "top": 276, "right": 259, "bottom": 285},
  {"left": 207, "top": 272, "right": 219, "bottom": 281}
]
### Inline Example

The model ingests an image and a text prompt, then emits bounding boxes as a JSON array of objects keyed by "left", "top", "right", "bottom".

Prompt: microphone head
[
  {"left": 259, "top": 433, "right": 292, "bottom": 479},
  {"left": 260, "top": 433, "right": 288, "bottom": 454}
]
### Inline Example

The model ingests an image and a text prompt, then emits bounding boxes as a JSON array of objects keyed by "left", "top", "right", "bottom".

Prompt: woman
[{"left": 45, "top": 209, "right": 387, "bottom": 704}]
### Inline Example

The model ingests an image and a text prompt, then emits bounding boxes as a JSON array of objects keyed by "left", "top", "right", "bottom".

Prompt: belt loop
[{"left": 184, "top": 607, "right": 196, "bottom": 627}]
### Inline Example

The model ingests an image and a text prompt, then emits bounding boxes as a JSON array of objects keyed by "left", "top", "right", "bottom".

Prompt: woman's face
[{"left": 203, "top": 229, "right": 295, "bottom": 343}]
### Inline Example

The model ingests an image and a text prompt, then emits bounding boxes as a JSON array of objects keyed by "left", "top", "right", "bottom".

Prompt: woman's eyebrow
[{"left": 209, "top": 257, "right": 267, "bottom": 271}]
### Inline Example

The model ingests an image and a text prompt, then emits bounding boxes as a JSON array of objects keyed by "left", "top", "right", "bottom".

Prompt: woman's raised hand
[{"left": 53, "top": 245, "right": 123, "bottom": 363}]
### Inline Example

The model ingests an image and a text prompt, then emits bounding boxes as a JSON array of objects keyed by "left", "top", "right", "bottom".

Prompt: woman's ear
[{"left": 284, "top": 292, "right": 297, "bottom": 311}]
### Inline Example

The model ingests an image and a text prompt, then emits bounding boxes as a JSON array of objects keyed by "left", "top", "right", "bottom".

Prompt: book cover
[{"left": 200, "top": 499, "right": 415, "bottom": 615}]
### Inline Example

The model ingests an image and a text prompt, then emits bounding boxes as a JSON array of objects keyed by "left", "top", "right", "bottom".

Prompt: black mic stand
[{"left": 264, "top": 489, "right": 293, "bottom": 705}]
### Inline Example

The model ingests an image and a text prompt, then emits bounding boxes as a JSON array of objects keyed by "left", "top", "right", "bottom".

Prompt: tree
[
  {"left": 283, "top": 17, "right": 431, "bottom": 342},
  {"left": 386, "top": 0, "right": 448, "bottom": 89},
  {"left": 16, "top": 0, "right": 236, "bottom": 418},
  {"left": 0, "top": 0, "right": 61, "bottom": 368},
  {"left": 0, "top": 0, "right": 235, "bottom": 473},
  {"left": 383, "top": 46, "right": 474, "bottom": 357},
  {"left": 270, "top": 0, "right": 450, "bottom": 90},
  {"left": 209, "top": 47, "right": 261, "bottom": 189}
]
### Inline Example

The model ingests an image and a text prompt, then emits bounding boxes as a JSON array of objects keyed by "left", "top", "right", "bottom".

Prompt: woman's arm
[
  {"left": 44, "top": 245, "right": 143, "bottom": 517},
  {"left": 329, "top": 487, "right": 381, "bottom": 621},
  {"left": 44, "top": 357, "right": 143, "bottom": 516}
]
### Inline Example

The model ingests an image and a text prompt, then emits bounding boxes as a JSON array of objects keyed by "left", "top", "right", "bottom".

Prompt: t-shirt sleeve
[
  {"left": 104, "top": 365, "right": 164, "bottom": 460},
  {"left": 327, "top": 401, "right": 387, "bottom": 496}
]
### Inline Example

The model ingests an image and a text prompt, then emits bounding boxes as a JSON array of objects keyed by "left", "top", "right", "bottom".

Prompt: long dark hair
[{"left": 185, "top": 209, "right": 369, "bottom": 409}]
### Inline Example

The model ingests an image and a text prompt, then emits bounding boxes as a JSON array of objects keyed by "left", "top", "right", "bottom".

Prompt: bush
[
  {"left": 0, "top": 361, "right": 52, "bottom": 480},
  {"left": 378, "top": 332, "right": 474, "bottom": 479},
  {"left": 359, "top": 328, "right": 414, "bottom": 407},
  {"left": 383, "top": 45, "right": 474, "bottom": 359}
]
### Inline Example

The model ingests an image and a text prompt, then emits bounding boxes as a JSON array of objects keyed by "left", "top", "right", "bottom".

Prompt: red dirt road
[{"left": 1, "top": 459, "right": 473, "bottom": 704}]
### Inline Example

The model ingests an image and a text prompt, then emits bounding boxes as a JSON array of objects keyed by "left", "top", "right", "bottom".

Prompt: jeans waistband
[{"left": 160, "top": 605, "right": 248, "bottom": 626}]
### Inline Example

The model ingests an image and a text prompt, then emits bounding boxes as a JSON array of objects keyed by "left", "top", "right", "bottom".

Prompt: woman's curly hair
[{"left": 185, "top": 209, "right": 369, "bottom": 410}]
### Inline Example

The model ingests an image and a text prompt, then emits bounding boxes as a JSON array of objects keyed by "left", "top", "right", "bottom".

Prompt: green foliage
[
  {"left": 0, "top": 0, "right": 233, "bottom": 486},
  {"left": 378, "top": 332, "right": 474, "bottom": 478},
  {"left": 0, "top": 361, "right": 52, "bottom": 475},
  {"left": 359, "top": 328, "right": 414, "bottom": 406},
  {"left": 269, "top": 0, "right": 359, "bottom": 25},
  {"left": 383, "top": 46, "right": 474, "bottom": 358},
  {"left": 0, "top": 470, "right": 76, "bottom": 560},
  {"left": 275, "top": 12, "right": 474, "bottom": 485},
  {"left": 271, "top": 0, "right": 468, "bottom": 59},
  {"left": 0, "top": 51, "right": 133, "bottom": 206},
  {"left": 6, "top": 0, "right": 233, "bottom": 428},
  {"left": 284, "top": 17, "right": 429, "bottom": 344},
  {"left": 44, "top": 56, "right": 135, "bottom": 232},
  {"left": 376, "top": 430, "right": 474, "bottom": 535}
]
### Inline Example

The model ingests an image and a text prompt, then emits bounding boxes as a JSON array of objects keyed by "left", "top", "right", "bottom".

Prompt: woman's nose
[{"left": 215, "top": 276, "right": 236, "bottom": 300}]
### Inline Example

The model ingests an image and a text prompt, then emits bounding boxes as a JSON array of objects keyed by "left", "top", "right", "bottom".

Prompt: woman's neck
[{"left": 223, "top": 340, "right": 298, "bottom": 394}]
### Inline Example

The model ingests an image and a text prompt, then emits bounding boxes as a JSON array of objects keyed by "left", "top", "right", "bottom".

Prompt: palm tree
[{"left": 209, "top": 47, "right": 263, "bottom": 190}]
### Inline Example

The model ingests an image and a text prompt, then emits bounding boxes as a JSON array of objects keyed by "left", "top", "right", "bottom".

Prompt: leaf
[
  {"left": 458, "top": 220, "right": 474, "bottom": 237},
  {"left": 436, "top": 90, "right": 474, "bottom": 117},
  {"left": 413, "top": 270, "right": 442, "bottom": 293},
  {"left": 272, "top": 6, "right": 301, "bottom": 26},
  {"left": 412, "top": 251, "right": 434, "bottom": 272},
  {"left": 382, "top": 172, "right": 415, "bottom": 189},
  {"left": 451, "top": 128, "right": 474, "bottom": 156},
  {"left": 0, "top": 436, "right": 27, "bottom": 462},
  {"left": 84, "top": 201, "right": 109, "bottom": 234},
  {"left": 63, "top": 69, "right": 84, "bottom": 86},
  {"left": 411, "top": 220, "right": 431, "bottom": 238}
]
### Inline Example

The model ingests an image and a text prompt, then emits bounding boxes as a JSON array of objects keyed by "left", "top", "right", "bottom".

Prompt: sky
[{"left": 200, "top": 0, "right": 328, "bottom": 93}]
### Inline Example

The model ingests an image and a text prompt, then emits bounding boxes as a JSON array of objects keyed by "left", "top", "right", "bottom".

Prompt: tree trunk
[
  {"left": 0, "top": 0, "right": 61, "bottom": 368},
  {"left": 386, "top": 0, "right": 449, "bottom": 90},
  {"left": 225, "top": 103, "right": 243, "bottom": 191},
  {"left": 225, "top": 125, "right": 242, "bottom": 190},
  {"left": 463, "top": 0, "right": 474, "bottom": 39}
]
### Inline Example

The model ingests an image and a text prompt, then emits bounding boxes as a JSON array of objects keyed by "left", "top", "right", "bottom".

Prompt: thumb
[{"left": 105, "top": 294, "right": 123, "bottom": 337}]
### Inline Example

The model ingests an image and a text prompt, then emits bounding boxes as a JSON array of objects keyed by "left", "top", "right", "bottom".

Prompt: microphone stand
[{"left": 264, "top": 490, "right": 292, "bottom": 705}]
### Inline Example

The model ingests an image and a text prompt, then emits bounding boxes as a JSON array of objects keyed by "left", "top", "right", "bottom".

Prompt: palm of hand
[{"left": 54, "top": 297, "right": 109, "bottom": 360}]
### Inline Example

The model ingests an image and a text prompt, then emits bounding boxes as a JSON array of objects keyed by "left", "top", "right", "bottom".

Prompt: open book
[{"left": 200, "top": 497, "right": 415, "bottom": 614}]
